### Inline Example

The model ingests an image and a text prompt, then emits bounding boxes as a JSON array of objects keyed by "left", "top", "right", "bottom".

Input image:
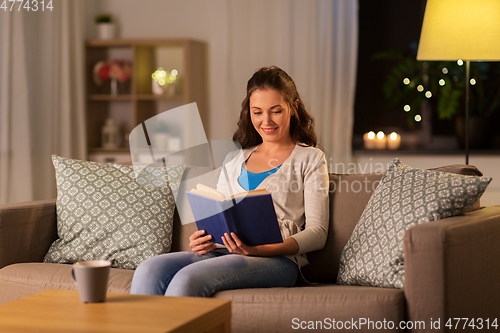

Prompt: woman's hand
[
  {"left": 221, "top": 232, "right": 254, "bottom": 256},
  {"left": 189, "top": 230, "right": 217, "bottom": 255}
]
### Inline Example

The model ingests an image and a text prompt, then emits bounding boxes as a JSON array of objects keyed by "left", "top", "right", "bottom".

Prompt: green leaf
[{"left": 437, "top": 84, "right": 462, "bottom": 120}]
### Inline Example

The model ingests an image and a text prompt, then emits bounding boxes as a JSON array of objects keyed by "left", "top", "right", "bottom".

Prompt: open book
[
  {"left": 186, "top": 184, "right": 283, "bottom": 246},
  {"left": 188, "top": 183, "right": 269, "bottom": 201}
]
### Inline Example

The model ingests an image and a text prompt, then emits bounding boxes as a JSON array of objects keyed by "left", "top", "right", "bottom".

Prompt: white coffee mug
[{"left": 71, "top": 260, "right": 111, "bottom": 303}]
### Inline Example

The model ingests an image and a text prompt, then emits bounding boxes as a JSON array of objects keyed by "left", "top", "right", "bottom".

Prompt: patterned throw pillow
[
  {"left": 337, "top": 158, "right": 491, "bottom": 289},
  {"left": 44, "top": 155, "right": 185, "bottom": 270}
]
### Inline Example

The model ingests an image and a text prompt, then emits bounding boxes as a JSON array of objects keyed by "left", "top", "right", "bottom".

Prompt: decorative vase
[
  {"left": 97, "top": 23, "right": 115, "bottom": 40},
  {"left": 110, "top": 78, "right": 118, "bottom": 95},
  {"left": 102, "top": 118, "right": 120, "bottom": 149},
  {"left": 152, "top": 80, "right": 164, "bottom": 95}
]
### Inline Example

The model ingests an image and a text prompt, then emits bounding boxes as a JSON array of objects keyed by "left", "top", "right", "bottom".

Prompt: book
[{"left": 186, "top": 184, "right": 283, "bottom": 246}]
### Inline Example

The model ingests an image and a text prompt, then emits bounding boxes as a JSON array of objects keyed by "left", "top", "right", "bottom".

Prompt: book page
[
  {"left": 189, "top": 184, "right": 269, "bottom": 201},
  {"left": 188, "top": 184, "right": 226, "bottom": 201},
  {"left": 230, "top": 188, "right": 269, "bottom": 199}
]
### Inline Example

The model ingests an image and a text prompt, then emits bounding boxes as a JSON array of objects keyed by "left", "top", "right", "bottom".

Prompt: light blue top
[{"left": 238, "top": 164, "right": 282, "bottom": 191}]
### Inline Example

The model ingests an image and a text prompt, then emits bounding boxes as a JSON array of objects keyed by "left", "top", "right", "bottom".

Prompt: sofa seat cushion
[
  {"left": 213, "top": 284, "right": 405, "bottom": 333},
  {"left": 0, "top": 263, "right": 133, "bottom": 304}
]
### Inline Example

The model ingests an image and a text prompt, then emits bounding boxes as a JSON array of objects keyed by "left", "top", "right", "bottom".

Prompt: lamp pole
[
  {"left": 465, "top": 60, "right": 470, "bottom": 165},
  {"left": 417, "top": 0, "right": 500, "bottom": 165}
]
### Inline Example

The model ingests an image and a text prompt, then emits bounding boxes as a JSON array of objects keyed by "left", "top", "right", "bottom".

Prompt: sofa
[{"left": 0, "top": 164, "right": 499, "bottom": 333}]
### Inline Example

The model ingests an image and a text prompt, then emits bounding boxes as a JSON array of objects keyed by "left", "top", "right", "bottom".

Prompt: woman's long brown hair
[{"left": 232, "top": 66, "right": 318, "bottom": 149}]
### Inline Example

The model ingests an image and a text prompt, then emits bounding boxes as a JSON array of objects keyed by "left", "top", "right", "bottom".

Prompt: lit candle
[
  {"left": 387, "top": 132, "right": 401, "bottom": 150},
  {"left": 363, "top": 131, "right": 376, "bottom": 150},
  {"left": 375, "top": 131, "right": 387, "bottom": 149}
]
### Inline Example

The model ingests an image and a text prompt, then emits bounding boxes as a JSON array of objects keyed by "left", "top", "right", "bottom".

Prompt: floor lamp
[{"left": 416, "top": 0, "right": 500, "bottom": 165}]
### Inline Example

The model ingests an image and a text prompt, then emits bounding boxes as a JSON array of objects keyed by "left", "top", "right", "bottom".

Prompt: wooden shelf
[
  {"left": 85, "top": 39, "right": 208, "bottom": 162},
  {"left": 88, "top": 147, "right": 130, "bottom": 153},
  {"left": 87, "top": 94, "right": 183, "bottom": 101},
  {"left": 88, "top": 94, "right": 133, "bottom": 101},
  {"left": 85, "top": 39, "right": 196, "bottom": 48},
  {"left": 135, "top": 94, "right": 184, "bottom": 101}
]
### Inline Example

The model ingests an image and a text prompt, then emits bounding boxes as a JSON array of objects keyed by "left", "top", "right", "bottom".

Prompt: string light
[
  {"left": 457, "top": 59, "right": 464, "bottom": 66},
  {"left": 417, "top": 85, "right": 424, "bottom": 92},
  {"left": 425, "top": 91, "right": 432, "bottom": 98},
  {"left": 470, "top": 78, "right": 477, "bottom": 85},
  {"left": 152, "top": 68, "right": 179, "bottom": 86},
  {"left": 414, "top": 114, "right": 422, "bottom": 122},
  {"left": 403, "top": 78, "right": 411, "bottom": 85},
  {"left": 442, "top": 67, "right": 448, "bottom": 74},
  {"left": 439, "top": 79, "right": 446, "bottom": 86},
  {"left": 152, "top": 67, "right": 168, "bottom": 86},
  {"left": 404, "top": 105, "right": 411, "bottom": 112}
]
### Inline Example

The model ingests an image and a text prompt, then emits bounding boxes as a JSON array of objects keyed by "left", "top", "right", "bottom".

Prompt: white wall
[
  {"left": 83, "top": 1, "right": 500, "bottom": 207},
  {"left": 84, "top": 0, "right": 237, "bottom": 140},
  {"left": 353, "top": 154, "right": 500, "bottom": 207}
]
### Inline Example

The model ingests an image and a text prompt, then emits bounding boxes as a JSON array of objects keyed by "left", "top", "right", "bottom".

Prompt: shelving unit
[{"left": 85, "top": 39, "right": 208, "bottom": 163}]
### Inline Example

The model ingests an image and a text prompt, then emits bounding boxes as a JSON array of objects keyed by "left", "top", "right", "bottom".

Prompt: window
[{"left": 353, "top": 0, "right": 500, "bottom": 153}]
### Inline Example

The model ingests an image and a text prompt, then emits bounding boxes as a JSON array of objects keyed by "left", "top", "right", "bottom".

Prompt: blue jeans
[{"left": 130, "top": 249, "right": 298, "bottom": 297}]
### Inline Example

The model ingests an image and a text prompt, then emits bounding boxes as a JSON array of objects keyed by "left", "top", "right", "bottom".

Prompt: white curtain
[
  {"left": 0, "top": 12, "right": 33, "bottom": 204},
  {"left": 0, "top": 0, "right": 86, "bottom": 204},
  {"left": 221, "top": 0, "right": 358, "bottom": 169}
]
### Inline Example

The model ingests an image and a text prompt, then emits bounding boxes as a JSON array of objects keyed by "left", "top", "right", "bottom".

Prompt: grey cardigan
[{"left": 216, "top": 143, "right": 329, "bottom": 267}]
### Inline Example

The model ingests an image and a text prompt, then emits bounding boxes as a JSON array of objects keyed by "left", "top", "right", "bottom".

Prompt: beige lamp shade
[{"left": 417, "top": 0, "right": 500, "bottom": 61}]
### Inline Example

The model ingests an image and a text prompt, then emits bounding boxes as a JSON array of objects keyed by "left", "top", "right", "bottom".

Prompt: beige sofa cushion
[
  {"left": 214, "top": 284, "right": 404, "bottom": 333},
  {"left": 0, "top": 200, "right": 57, "bottom": 269},
  {"left": 302, "top": 173, "right": 382, "bottom": 283},
  {"left": 0, "top": 263, "right": 133, "bottom": 305}
]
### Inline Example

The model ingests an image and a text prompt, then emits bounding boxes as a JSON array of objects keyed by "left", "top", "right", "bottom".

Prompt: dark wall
[{"left": 354, "top": 0, "right": 426, "bottom": 135}]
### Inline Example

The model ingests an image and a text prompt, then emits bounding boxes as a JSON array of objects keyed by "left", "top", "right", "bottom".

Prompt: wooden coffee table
[{"left": 0, "top": 289, "right": 231, "bottom": 333}]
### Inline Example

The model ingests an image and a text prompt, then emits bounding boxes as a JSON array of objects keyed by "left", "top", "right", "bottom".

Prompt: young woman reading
[{"left": 130, "top": 66, "right": 329, "bottom": 297}]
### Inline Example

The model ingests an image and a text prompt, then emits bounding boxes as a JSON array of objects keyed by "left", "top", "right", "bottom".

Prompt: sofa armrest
[
  {"left": 0, "top": 200, "right": 57, "bottom": 269},
  {"left": 404, "top": 206, "right": 500, "bottom": 332}
]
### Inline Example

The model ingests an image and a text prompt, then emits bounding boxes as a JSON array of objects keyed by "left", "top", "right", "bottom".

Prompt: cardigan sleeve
[
  {"left": 216, "top": 165, "right": 232, "bottom": 198},
  {"left": 290, "top": 149, "right": 330, "bottom": 254},
  {"left": 215, "top": 148, "right": 243, "bottom": 198}
]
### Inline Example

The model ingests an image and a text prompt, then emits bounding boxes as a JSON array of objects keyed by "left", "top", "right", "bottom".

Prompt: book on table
[{"left": 186, "top": 184, "right": 283, "bottom": 246}]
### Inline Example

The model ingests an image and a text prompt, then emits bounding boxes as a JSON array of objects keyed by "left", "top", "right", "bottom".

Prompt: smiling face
[{"left": 249, "top": 89, "right": 294, "bottom": 146}]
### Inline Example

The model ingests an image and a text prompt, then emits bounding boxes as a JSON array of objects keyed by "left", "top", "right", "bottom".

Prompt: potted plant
[
  {"left": 376, "top": 44, "right": 500, "bottom": 148},
  {"left": 95, "top": 14, "right": 115, "bottom": 40}
]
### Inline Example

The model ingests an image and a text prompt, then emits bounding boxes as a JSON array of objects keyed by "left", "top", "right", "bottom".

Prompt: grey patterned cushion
[
  {"left": 44, "top": 155, "right": 185, "bottom": 270},
  {"left": 337, "top": 158, "right": 491, "bottom": 289}
]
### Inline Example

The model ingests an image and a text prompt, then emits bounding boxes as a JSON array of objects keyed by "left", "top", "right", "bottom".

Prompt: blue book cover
[{"left": 186, "top": 188, "right": 283, "bottom": 246}]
